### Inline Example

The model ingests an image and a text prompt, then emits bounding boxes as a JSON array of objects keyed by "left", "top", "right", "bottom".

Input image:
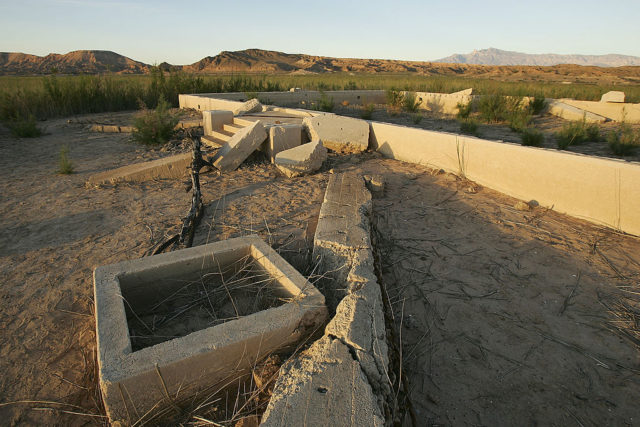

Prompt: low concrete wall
[
  {"left": 180, "top": 91, "right": 386, "bottom": 111},
  {"left": 411, "top": 90, "right": 473, "bottom": 115},
  {"left": 370, "top": 121, "right": 640, "bottom": 237},
  {"left": 559, "top": 99, "right": 640, "bottom": 123}
]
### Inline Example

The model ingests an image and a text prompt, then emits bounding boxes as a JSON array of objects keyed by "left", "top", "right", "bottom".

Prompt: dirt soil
[{"left": 1, "top": 111, "right": 639, "bottom": 426}]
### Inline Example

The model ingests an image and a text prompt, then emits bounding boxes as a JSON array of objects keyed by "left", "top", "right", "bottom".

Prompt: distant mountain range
[
  {"left": 433, "top": 48, "right": 640, "bottom": 67},
  {"left": 1, "top": 49, "right": 640, "bottom": 85}
]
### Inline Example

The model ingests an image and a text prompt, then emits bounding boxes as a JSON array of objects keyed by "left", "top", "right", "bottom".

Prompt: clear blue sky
[{"left": 1, "top": 0, "right": 638, "bottom": 64}]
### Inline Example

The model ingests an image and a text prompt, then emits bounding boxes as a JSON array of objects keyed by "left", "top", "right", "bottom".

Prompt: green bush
[
  {"left": 507, "top": 108, "right": 532, "bottom": 132},
  {"left": 57, "top": 145, "right": 74, "bottom": 174},
  {"left": 520, "top": 128, "right": 544, "bottom": 147},
  {"left": 477, "top": 93, "right": 508, "bottom": 123},
  {"left": 361, "top": 103, "right": 375, "bottom": 120},
  {"left": 529, "top": 96, "right": 547, "bottom": 115},
  {"left": 317, "top": 91, "right": 334, "bottom": 112},
  {"left": 456, "top": 101, "right": 472, "bottom": 119},
  {"left": 132, "top": 97, "right": 179, "bottom": 145},
  {"left": 586, "top": 123, "right": 601, "bottom": 141},
  {"left": 556, "top": 119, "right": 589, "bottom": 149},
  {"left": 386, "top": 89, "right": 404, "bottom": 109},
  {"left": 343, "top": 81, "right": 358, "bottom": 90},
  {"left": 402, "top": 91, "right": 420, "bottom": 113},
  {"left": 459, "top": 118, "right": 480, "bottom": 136},
  {"left": 7, "top": 115, "right": 42, "bottom": 138},
  {"left": 411, "top": 113, "right": 423, "bottom": 124},
  {"left": 607, "top": 124, "right": 639, "bottom": 156}
]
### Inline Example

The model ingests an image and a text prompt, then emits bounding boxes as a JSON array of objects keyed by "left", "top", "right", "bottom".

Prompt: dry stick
[
  {"left": 595, "top": 247, "right": 627, "bottom": 280},
  {"left": 155, "top": 365, "right": 180, "bottom": 413},
  {"left": 215, "top": 258, "right": 240, "bottom": 318},
  {"left": 559, "top": 271, "right": 581, "bottom": 316}
]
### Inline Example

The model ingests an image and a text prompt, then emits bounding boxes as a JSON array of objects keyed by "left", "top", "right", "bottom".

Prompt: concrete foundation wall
[
  {"left": 370, "top": 121, "right": 640, "bottom": 236},
  {"left": 179, "top": 90, "right": 386, "bottom": 111},
  {"left": 410, "top": 91, "right": 473, "bottom": 115}
]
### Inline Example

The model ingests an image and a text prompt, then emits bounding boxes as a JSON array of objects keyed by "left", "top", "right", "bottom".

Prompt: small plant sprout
[{"left": 58, "top": 145, "right": 74, "bottom": 174}]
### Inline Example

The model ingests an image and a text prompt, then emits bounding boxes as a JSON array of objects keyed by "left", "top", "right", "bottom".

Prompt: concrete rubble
[
  {"left": 262, "top": 173, "right": 390, "bottom": 425},
  {"left": 235, "top": 98, "right": 263, "bottom": 115},
  {"left": 601, "top": 90, "right": 625, "bottom": 103},
  {"left": 274, "top": 140, "right": 327, "bottom": 177},
  {"left": 264, "top": 124, "right": 303, "bottom": 163},
  {"left": 212, "top": 120, "right": 267, "bottom": 172},
  {"left": 303, "top": 115, "right": 370, "bottom": 153}
]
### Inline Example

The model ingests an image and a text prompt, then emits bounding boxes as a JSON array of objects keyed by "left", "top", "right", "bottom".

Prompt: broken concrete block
[
  {"left": 87, "top": 153, "right": 192, "bottom": 186},
  {"left": 202, "top": 110, "right": 233, "bottom": 136},
  {"left": 260, "top": 336, "right": 384, "bottom": 427},
  {"left": 601, "top": 91, "right": 625, "bottom": 103},
  {"left": 274, "top": 140, "right": 327, "bottom": 178},
  {"left": 212, "top": 120, "right": 267, "bottom": 172},
  {"left": 234, "top": 98, "right": 262, "bottom": 116},
  {"left": 303, "top": 115, "right": 369, "bottom": 153},
  {"left": 547, "top": 100, "right": 607, "bottom": 123},
  {"left": 265, "top": 124, "right": 303, "bottom": 163}
]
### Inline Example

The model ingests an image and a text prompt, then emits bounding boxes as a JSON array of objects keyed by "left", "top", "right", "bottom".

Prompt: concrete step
[
  {"left": 233, "top": 117, "right": 254, "bottom": 127},
  {"left": 209, "top": 130, "right": 233, "bottom": 141},
  {"left": 201, "top": 135, "right": 226, "bottom": 149},
  {"left": 223, "top": 123, "right": 243, "bottom": 133}
]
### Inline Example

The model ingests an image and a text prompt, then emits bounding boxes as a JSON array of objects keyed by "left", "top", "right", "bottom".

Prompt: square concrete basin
[{"left": 94, "top": 235, "right": 327, "bottom": 424}]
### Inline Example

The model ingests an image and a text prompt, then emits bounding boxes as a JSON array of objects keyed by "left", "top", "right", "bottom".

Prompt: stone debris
[
  {"left": 274, "top": 140, "right": 327, "bottom": 177},
  {"left": 202, "top": 110, "right": 233, "bottom": 135},
  {"left": 235, "top": 98, "right": 263, "bottom": 115},
  {"left": 265, "top": 124, "right": 303, "bottom": 163},
  {"left": 212, "top": 120, "right": 267, "bottom": 172},
  {"left": 514, "top": 200, "right": 531, "bottom": 211},
  {"left": 600, "top": 91, "right": 625, "bottom": 103},
  {"left": 303, "top": 115, "right": 370, "bottom": 153},
  {"left": 364, "top": 174, "right": 385, "bottom": 195}
]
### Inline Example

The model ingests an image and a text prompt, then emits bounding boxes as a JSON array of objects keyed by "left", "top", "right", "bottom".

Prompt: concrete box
[
  {"left": 265, "top": 124, "right": 303, "bottom": 163},
  {"left": 202, "top": 110, "right": 233, "bottom": 136},
  {"left": 94, "top": 235, "right": 327, "bottom": 424},
  {"left": 303, "top": 115, "right": 369, "bottom": 153},
  {"left": 274, "top": 140, "right": 327, "bottom": 177}
]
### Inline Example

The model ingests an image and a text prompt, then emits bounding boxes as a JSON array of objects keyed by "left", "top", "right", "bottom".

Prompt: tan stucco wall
[{"left": 370, "top": 121, "right": 640, "bottom": 236}]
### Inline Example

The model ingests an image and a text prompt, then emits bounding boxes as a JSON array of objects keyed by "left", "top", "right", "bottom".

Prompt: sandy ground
[{"left": 1, "top": 111, "right": 639, "bottom": 426}]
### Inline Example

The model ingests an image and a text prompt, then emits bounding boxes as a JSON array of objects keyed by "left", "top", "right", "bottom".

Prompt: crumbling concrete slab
[
  {"left": 203, "top": 110, "right": 233, "bottom": 136},
  {"left": 274, "top": 140, "right": 327, "bottom": 178},
  {"left": 235, "top": 98, "right": 262, "bottom": 116},
  {"left": 601, "top": 91, "right": 625, "bottom": 103},
  {"left": 303, "top": 115, "right": 369, "bottom": 153},
  {"left": 264, "top": 173, "right": 389, "bottom": 423},
  {"left": 364, "top": 174, "right": 385, "bottom": 196},
  {"left": 87, "top": 153, "right": 192, "bottom": 186},
  {"left": 260, "top": 336, "right": 384, "bottom": 427},
  {"left": 212, "top": 120, "right": 267, "bottom": 172},
  {"left": 265, "top": 124, "right": 303, "bottom": 163},
  {"left": 94, "top": 235, "right": 327, "bottom": 425},
  {"left": 547, "top": 100, "right": 608, "bottom": 123}
]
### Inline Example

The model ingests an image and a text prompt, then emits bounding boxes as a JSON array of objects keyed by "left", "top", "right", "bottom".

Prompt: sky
[{"left": 1, "top": 0, "right": 639, "bottom": 65}]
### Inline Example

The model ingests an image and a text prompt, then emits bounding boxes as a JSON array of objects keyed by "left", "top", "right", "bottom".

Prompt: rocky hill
[
  {"left": 433, "top": 48, "right": 640, "bottom": 67},
  {"left": 0, "top": 50, "right": 149, "bottom": 75},
  {"left": 2, "top": 49, "right": 640, "bottom": 85}
]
